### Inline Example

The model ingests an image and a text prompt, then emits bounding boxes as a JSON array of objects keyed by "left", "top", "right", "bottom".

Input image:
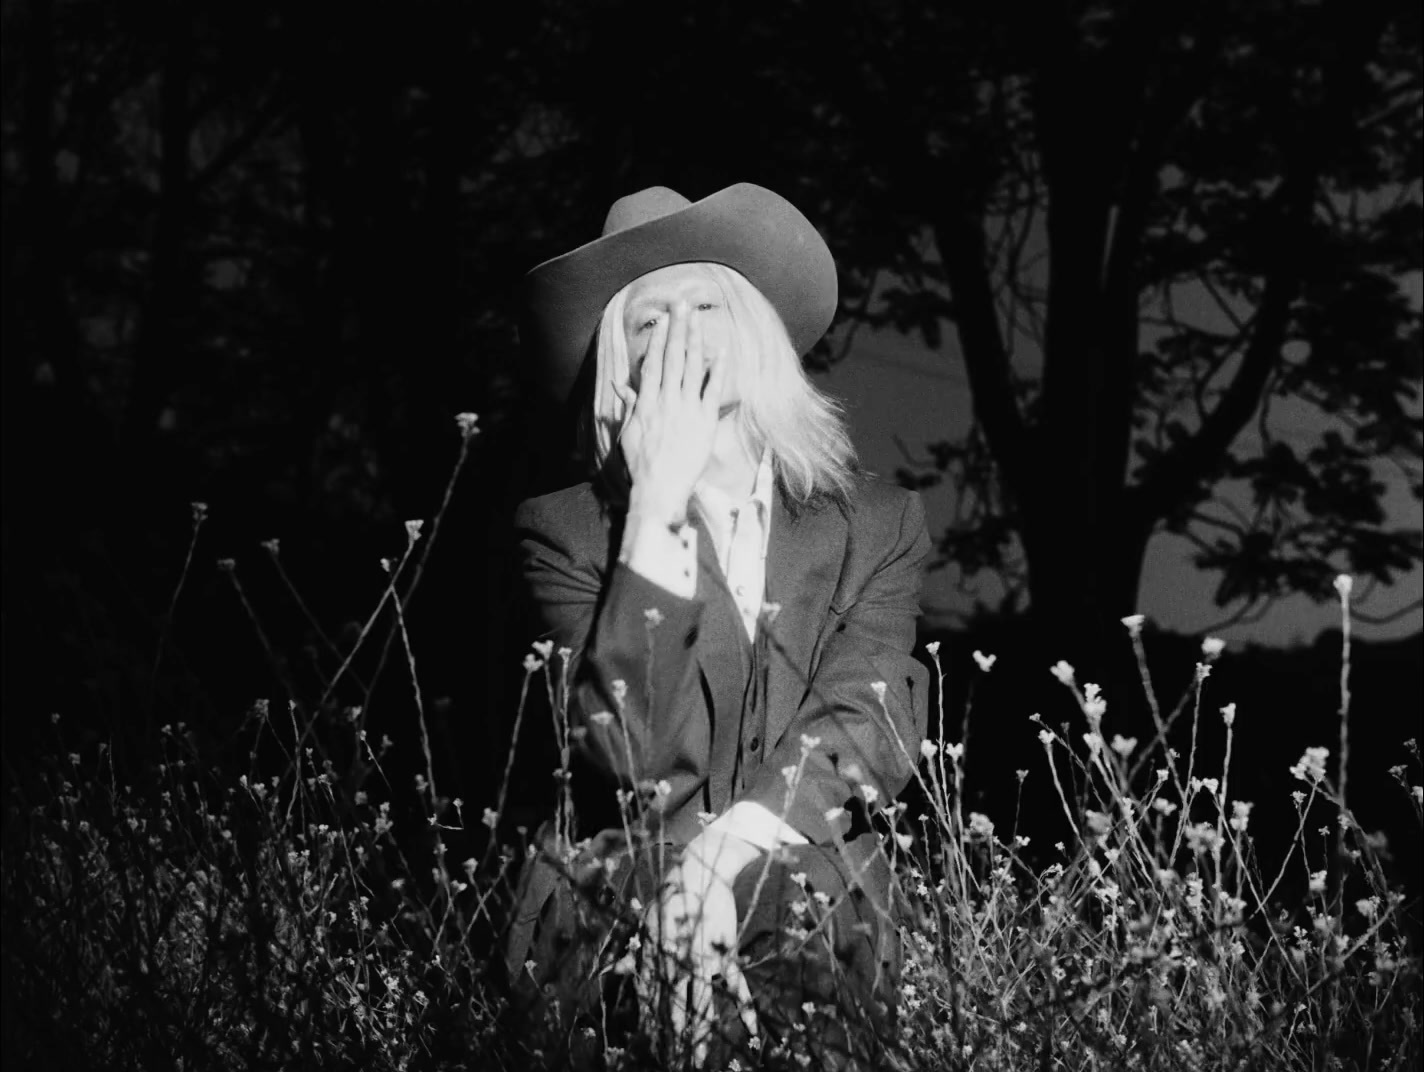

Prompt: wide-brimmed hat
[{"left": 521, "top": 183, "right": 837, "bottom": 404}]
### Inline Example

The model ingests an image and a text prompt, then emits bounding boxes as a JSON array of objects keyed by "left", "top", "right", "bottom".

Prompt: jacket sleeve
[
  {"left": 513, "top": 495, "right": 712, "bottom": 815},
  {"left": 738, "top": 490, "right": 931, "bottom": 845}
]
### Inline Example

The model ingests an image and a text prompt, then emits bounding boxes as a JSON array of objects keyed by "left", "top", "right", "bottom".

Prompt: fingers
[
  {"left": 611, "top": 380, "right": 635, "bottom": 420},
  {"left": 724, "top": 960, "right": 760, "bottom": 1041},
  {"left": 684, "top": 303, "right": 706, "bottom": 399},
  {"left": 686, "top": 974, "right": 716, "bottom": 1067},
  {"left": 640, "top": 314, "right": 669, "bottom": 398},
  {"left": 628, "top": 871, "right": 758, "bottom": 1067},
  {"left": 662, "top": 301, "right": 689, "bottom": 401},
  {"left": 701, "top": 339, "right": 727, "bottom": 411}
]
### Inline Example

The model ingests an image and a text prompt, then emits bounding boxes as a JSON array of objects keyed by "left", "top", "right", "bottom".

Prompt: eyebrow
[{"left": 626, "top": 278, "right": 716, "bottom": 311}]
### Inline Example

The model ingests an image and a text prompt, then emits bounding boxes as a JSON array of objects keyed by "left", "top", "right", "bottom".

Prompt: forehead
[{"left": 624, "top": 263, "right": 720, "bottom": 308}]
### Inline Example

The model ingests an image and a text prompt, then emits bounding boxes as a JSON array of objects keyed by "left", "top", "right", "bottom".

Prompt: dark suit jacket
[{"left": 513, "top": 471, "right": 932, "bottom": 855}]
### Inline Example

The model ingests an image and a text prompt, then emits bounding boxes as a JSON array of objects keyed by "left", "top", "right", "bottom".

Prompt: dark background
[{"left": 2, "top": 1, "right": 1420, "bottom": 901}]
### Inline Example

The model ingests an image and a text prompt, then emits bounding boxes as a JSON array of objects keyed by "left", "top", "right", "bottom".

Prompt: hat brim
[{"left": 521, "top": 183, "right": 837, "bottom": 404}]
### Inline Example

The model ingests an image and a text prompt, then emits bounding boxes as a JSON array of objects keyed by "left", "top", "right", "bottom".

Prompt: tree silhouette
[
  {"left": 0, "top": 1, "right": 578, "bottom": 767},
  {"left": 779, "top": 1, "right": 1421, "bottom": 659},
  {"left": 3, "top": 0, "right": 1419, "bottom": 752}
]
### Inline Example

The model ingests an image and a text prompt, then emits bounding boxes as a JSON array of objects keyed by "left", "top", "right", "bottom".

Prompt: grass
[{"left": 3, "top": 422, "right": 1421, "bottom": 1071}]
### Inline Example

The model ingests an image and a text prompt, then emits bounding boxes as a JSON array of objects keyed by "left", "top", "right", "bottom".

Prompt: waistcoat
[{"left": 692, "top": 506, "right": 771, "bottom": 822}]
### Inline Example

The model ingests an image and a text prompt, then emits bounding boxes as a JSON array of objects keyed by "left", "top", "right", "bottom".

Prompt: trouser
[{"left": 503, "top": 826, "right": 902, "bottom": 1069}]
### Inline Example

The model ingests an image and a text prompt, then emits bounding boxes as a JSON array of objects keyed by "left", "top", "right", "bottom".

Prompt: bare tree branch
[
  {"left": 1199, "top": 594, "right": 1277, "bottom": 634},
  {"left": 931, "top": 209, "right": 1032, "bottom": 501},
  {"left": 1351, "top": 597, "right": 1424, "bottom": 626}
]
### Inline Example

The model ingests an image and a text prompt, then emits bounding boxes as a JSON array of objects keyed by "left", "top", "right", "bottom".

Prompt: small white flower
[
  {"left": 858, "top": 783, "right": 879, "bottom": 805},
  {"left": 1184, "top": 822, "right": 1221, "bottom": 855},
  {"left": 972, "top": 650, "right": 996, "bottom": 673},
  {"left": 482, "top": 807, "right": 498, "bottom": 829},
  {"left": 532, "top": 639, "right": 554, "bottom": 659},
  {"left": 1221, "top": 702, "right": 1237, "bottom": 727},
  {"left": 1355, "top": 896, "right": 1379, "bottom": 921},
  {"left": 1120, "top": 614, "right": 1146, "bottom": 636},
  {"left": 1229, "top": 800, "right": 1253, "bottom": 832},
  {"left": 405, "top": 519, "right": 424, "bottom": 544},
  {"left": 1309, "top": 870, "right": 1327, "bottom": 894},
  {"left": 522, "top": 653, "right": 543, "bottom": 673},
  {"left": 654, "top": 780, "right": 672, "bottom": 799},
  {"left": 1152, "top": 797, "right": 1178, "bottom": 816},
  {"left": 1190, "top": 777, "right": 1220, "bottom": 798},
  {"left": 1110, "top": 735, "right": 1137, "bottom": 758},
  {"left": 1038, "top": 729, "right": 1056, "bottom": 747},
  {"left": 925, "top": 640, "right": 941, "bottom": 655},
  {"left": 967, "top": 812, "right": 994, "bottom": 839},
  {"left": 919, "top": 740, "right": 938, "bottom": 760},
  {"left": 1334, "top": 574, "right": 1353, "bottom": 599},
  {"left": 1201, "top": 636, "right": 1226, "bottom": 660},
  {"left": 869, "top": 681, "right": 887, "bottom": 701},
  {"left": 1290, "top": 747, "right": 1330, "bottom": 784},
  {"left": 782, "top": 765, "right": 800, "bottom": 788},
  {"left": 589, "top": 711, "right": 614, "bottom": 727},
  {"left": 800, "top": 734, "right": 822, "bottom": 754},
  {"left": 643, "top": 607, "right": 664, "bottom": 626},
  {"left": 611, "top": 679, "right": 628, "bottom": 704},
  {"left": 455, "top": 412, "right": 480, "bottom": 439},
  {"left": 945, "top": 742, "right": 964, "bottom": 762},
  {"left": 1050, "top": 660, "right": 1075, "bottom": 686},
  {"left": 894, "top": 832, "right": 914, "bottom": 850}
]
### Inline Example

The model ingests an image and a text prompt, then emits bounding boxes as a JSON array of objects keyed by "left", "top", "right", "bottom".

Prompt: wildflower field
[{"left": 3, "top": 435, "right": 1421, "bottom": 1071}]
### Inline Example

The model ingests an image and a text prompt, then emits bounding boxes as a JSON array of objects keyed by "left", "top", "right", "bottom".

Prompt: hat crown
[{"left": 602, "top": 187, "right": 692, "bottom": 237}]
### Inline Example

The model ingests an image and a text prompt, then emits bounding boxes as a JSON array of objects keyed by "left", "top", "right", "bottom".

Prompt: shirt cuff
[
  {"left": 619, "top": 515, "right": 699, "bottom": 599},
  {"left": 708, "top": 801, "right": 809, "bottom": 852}
]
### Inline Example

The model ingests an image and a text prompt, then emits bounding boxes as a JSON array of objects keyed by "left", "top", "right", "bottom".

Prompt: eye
[
  {"left": 696, "top": 302, "right": 716, "bottom": 312},
  {"left": 637, "top": 316, "right": 659, "bottom": 333}
]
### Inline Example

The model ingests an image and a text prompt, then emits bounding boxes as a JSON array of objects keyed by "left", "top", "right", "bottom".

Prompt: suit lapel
[
  {"left": 691, "top": 510, "right": 752, "bottom": 758},
  {"left": 762, "top": 491, "right": 847, "bottom": 747}
]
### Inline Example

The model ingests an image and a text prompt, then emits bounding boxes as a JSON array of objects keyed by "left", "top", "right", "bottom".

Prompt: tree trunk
[{"left": 124, "top": 0, "right": 193, "bottom": 479}]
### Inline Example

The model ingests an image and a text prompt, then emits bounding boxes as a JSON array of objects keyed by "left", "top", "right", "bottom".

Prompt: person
[{"left": 507, "top": 182, "right": 931, "bottom": 1069}]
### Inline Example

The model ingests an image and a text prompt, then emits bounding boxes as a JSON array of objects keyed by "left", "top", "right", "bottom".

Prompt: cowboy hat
[{"left": 521, "top": 183, "right": 837, "bottom": 404}]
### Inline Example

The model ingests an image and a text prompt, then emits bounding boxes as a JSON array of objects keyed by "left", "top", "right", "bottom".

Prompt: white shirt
[{"left": 621, "top": 450, "right": 808, "bottom": 851}]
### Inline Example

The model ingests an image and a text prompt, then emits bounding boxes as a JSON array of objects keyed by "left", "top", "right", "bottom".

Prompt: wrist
[
  {"left": 687, "top": 826, "right": 762, "bottom": 878},
  {"left": 627, "top": 486, "right": 692, "bottom": 527}
]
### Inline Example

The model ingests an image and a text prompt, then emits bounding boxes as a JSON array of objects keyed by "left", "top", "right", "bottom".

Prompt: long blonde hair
[{"left": 586, "top": 262, "right": 860, "bottom": 513}]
